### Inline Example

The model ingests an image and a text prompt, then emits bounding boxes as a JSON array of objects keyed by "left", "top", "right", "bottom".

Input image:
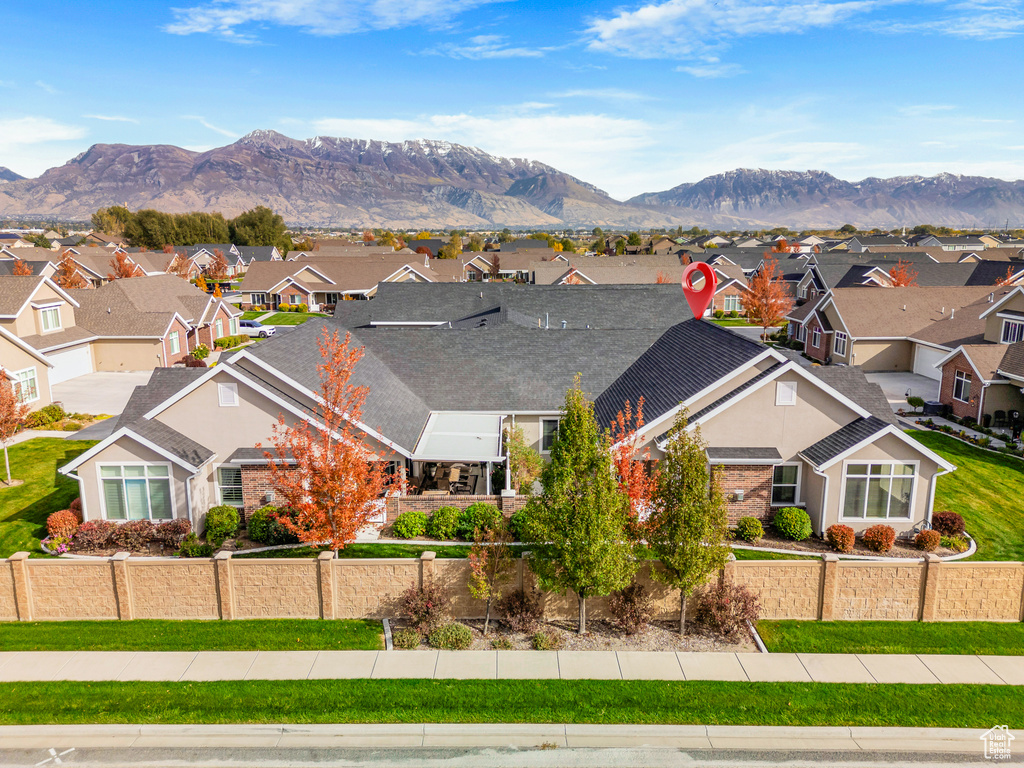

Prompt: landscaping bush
[
  {"left": 456, "top": 502, "right": 501, "bottom": 540},
  {"left": 42, "top": 535, "right": 71, "bottom": 554},
  {"left": 213, "top": 334, "right": 250, "bottom": 350},
  {"left": 204, "top": 505, "right": 239, "bottom": 546},
  {"left": 729, "top": 309, "right": 739, "bottom": 318},
  {"left": 426, "top": 506, "right": 460, "bottom": 540},
  {"left": 110, "top": 520, "right": 156, "bottom": 550},
  {"left": 71, "top": 520, "right": 117, "bottom": 550},
  {"left": 177, "top": 533, "right": 214, "bottom": 558},
  {"left": 69, "top": 497, "right": 82, "bottom": 516},
  {"left": 532, "top": 629, "right": 563, "bottom": 651},
  {"left": 508, "top": 509, "right": 529, "bottom": 541},
  {"left": 915, "top": 529, "right": 941, "bottom": 552},
  {"left": 714, "top": 309, "right": 725, "bottom": 319},
  {"left": 931, "top": 511, "right": 965, "bottom": 537},
  {"left": 46, "top": 509, "right": 80, "bottom": 539},
  {"left": 497, "top": 588, "right": 543, "bottom": 633},
  {"left": 392, "top": 628, "right": 420, "bottom": 650},
  {"left": 427, "top": 622, "right": 473, "bottom": 650},
  {"left": 491, "top": 636, "right": 513, "bottom": 650},
  {"left": 178, "top": 355, "right": 207, "bottom": 368},
  {"left": 191, "top": 343, "right": 210, "bottom": 360},
  {"left": 773, "top": 507, "right": 812, "bottom": 541},
  {"left": 392, "top": 510, "right": 428, "bottom": 539},
  {"left": 734, "top": 517, "right": 764, "bottom": 543},
  {"left": 297, "top": 303, "right": 308, "bottom": 313},
  {"left": 692, "top": 580, "right": 760, "bottom": 641},
  {"left": 27, "top": 403, "right": 66, "bottom": 428},
  {"left": 825, "top": 523, "right": 855, "bottom": 553},
  {"left": 906, "top": 395, "right": 925, "bottom": 413},
  {"left": 154, "top": 518, "right": 191, "bottom": 547},
  {"left": 246, "top": 506, "right": 277, "bottom": 544},
  {"left": 401, "top": 582, "right": 451, "bottom": 635},
  {"left": 609, "top": 583, "right": 653, "bottom": 635},
  {"left": 942, "top": 534, "right": 970, "bottom": 553},
  {"left": 863, "top": 524, "right": 896, "bottom": 553}
]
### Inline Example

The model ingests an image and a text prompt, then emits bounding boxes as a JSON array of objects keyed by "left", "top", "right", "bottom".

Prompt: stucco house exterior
[{"left": 61, "top": 283, "right": 953, "bottom": 539}]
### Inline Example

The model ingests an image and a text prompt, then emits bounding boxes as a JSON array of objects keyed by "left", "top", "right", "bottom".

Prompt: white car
[{"left": 239, "top": 319, "right": 276, "bottom": 338}]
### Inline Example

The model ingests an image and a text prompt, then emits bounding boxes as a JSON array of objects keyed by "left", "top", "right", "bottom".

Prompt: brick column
[
  {"left": 214, "top": 551, "right": 235, "bottom": 620},
  {"left": 420, "top": 551, "right": 436, "bottom": 591},
  {"left": 110, "top": 552, "right": 133, "bottom": 620},
  {"left": 819, "top": 554, "right": 840, "bottom": 621},
  {"left": 8, "top": 552, "right": 31, "bottom": 622},
  {"left": 318, "top": 550, "right": 336, "bottom": 620},
  {"left": 720, "top": 552, "right": 737, "bottom": 586},
  {"left": 920, "top": 553, "right": 941, "bottom": 622}
]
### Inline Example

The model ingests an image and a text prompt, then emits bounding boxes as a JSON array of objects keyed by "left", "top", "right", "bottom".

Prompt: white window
[
  {"left": 252, "top": 293, "right": 267, "bottom": 306},
  {"left": 13, "top": 368, "right": 38, "bottom": 404},
  {"left": 833, "top": 332, "right": 848, "bottom": 357},
  {"left": 168, "top": 331, "right": 180, "bottom": 356},
  {"left": 218, "top": 382, "right": 239, "bottom": 407},
  {"left": 217, "top": 466, "right": 244, "bottom": 507},
  {"left": 1001, "top": 319, "right": 1024, "bottom": 344},
  {"left": 324, "top": 292, "right": 340, "bottom": 305},
  {"left": 771, "top": 464, "right": 800, "bottom": 506},
  {"left": 40, "top": 306, "right": 61, "bottom": 332},
  {"left": 841, "top": 462, "right": 915, "bottom": 520},
  {"left": 229, "top": 317, "right": 238, "bottom": 336},
  {"left": 722, "top": 295, "right": 742, "bottom": 312},
  {"left": 953, "top": 370, "right": 971, "bottom": 403},
  {"left": 289, "top": 294, "right": 301, "bottom": 305},
  {"left": 799, "top": 285, "right": 808, "bottom": 299},
  {"left": 215, "top": 319, "right": 224, "bottom": 338},
  {"left": 775, "top": 380, "right": 798, "bottom": 406},
  {"left": 811, "top": 327, "right": 821, "bottom": 347},
  {"left": 541, "top": 418, "right": 560, "bottom": 453},
  {"left": 100, "top": 464, "right": 173, "bottom": 521}
]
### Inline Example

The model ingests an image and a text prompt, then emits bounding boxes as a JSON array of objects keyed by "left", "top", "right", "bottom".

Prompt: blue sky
[{"left": 2, "top": 0, "right": 1023, "bottom": 199}]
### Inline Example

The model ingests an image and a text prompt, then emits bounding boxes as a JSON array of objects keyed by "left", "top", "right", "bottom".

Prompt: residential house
[
  {"left": 847, "top": 235, "right": 907, "bottom": 252},
  {"left": 61, "top": 284, "right": 953, "bottom": 538}
]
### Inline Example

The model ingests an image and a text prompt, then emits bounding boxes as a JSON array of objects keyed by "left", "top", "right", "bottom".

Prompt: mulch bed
[{"left": 743, "top": 528, "right": 961, "bottom": 559}]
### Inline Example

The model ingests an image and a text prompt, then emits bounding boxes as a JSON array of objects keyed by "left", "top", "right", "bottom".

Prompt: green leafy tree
[
  {"left": 648, "top": 411, "right": 730, "bottom": 634},
  {"left": 615, "top": 239, "right": 625, "bottom": 255},
  {"left": 468, "top": 234, "right": 484, "bottom": 252},
  {"left": 627, "top": 231, "right": 642, "bottom": 247},
  {"left": 559, "top": 237, "right": 575, "bottom": 253},
  {"left": 522, "top": 377, "right": 638, "bottom": 634},
  {"left": 230, "top": 206, "right": 289, "bottom": 252},
  {"left": 467, "top": 523, "right": 515, "bottom": 635},
  {"left": 504, "top": 424, "right": 542, "bottom": 495},
  {"left": 838, "top": 224, "right": 857, "bottom": 234},
  {"left": 592, "top": 227, "right": 604, "bottom": 239}
]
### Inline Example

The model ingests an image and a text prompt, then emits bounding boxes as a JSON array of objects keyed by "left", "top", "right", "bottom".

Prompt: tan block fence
[{"left": 2, "top": 551, "right": 1024, "bottom": 623}]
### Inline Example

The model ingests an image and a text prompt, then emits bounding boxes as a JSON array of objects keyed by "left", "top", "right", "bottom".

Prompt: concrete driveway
[
  {"left": 51, "top": 371, "right": 153, "bottom": 417},
  {"left": 864, "top": 372, "right": 939, "bottom": 412}
]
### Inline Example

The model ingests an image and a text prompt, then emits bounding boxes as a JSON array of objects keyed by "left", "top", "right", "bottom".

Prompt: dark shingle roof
[
  {"left": 127, "top": 419, "right": 214, "bottom": 469},
  {"left": 116, "top": 368, "right": 207, "bottom": 430},
  {"left": 706, "top": 447, "right": 782, "bottom": 461},
  {"left": 800, "top": 416, "right": 890, "bottom": 467},
  {"left": 805, "top": 366, "right": 898, "bottom": 425}
]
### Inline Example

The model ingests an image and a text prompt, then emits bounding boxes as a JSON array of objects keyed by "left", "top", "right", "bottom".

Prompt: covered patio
[{"left": 404, "top": 413, "right": 508, "bottom": 497}]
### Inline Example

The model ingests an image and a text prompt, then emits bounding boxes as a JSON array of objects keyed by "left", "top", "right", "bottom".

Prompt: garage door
[
  {"left": 912, "top": 344, "right": 946, "bottom": 381},
  {"left": 48, "top": 345, "right": 94, "bottom": 384}
]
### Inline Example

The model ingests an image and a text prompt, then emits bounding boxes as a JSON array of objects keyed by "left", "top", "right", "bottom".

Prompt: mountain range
[{"left": 1, "top": 130, "right": 1023, "bottom": 229}]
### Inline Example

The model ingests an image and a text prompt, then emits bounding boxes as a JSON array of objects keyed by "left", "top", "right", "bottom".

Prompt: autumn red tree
[
  {"left": 166, "top": 254, "right": 192, "bottom": 279},
  {"left": 260, "top": 329, "right": 393, "bottom": 551},
  {"left": 205, "top": 249, "right": 229, "bottom": 280},
  {"left": 610, "top": 397, "right": 655, "bottom": 525},
  {"left": 162, "top": 244, "right": 175, "bottom": 254},
  {"left": 362, "top": 230, "right": 375, "bottom": 243},
  {"left": 107, "top": 252, "right": 141, "bottom": 280},
  {"left": 12, "top": 259, "right": 32, "bottom": 276},
  {"left": 195, "top": 274, "right": 208, "bottom": 292},
  {"left": 995, "top": 265, "right": 1017, "bottom": 287},
  {"left": 0, "top": 370, "right": 30, "bottom": 486},
  {"left": 655, "top": 270, "right": 672, "bottom": 284},
  {"left": 888, "top": 260, "right": 919, "bottom": 287},
  {"left": 212, "top": 284, "right": 222, "bottom": 298},
  {"left": 54, "top": 254, "right": 87, "bottom": 289},
  {"left": 772, "top": 238, "right": 789, "bottom": 253},
  {"left": 746, "top": 255, "right": 795, "bottom": 340}
]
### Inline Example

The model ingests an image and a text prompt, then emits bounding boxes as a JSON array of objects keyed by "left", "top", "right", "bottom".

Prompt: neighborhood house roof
[{"left": 800, "top": 416, "right": 890, "bottom": 467}]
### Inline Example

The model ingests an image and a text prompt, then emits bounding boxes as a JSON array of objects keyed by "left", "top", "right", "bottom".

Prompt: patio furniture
[{"left": 994, "top": 410, "right": 1007, "bottom": 428}]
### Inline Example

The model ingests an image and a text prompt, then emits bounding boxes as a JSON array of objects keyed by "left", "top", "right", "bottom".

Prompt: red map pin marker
[{"left": 681, "top": 262, "right": 718, "bottom": 319}]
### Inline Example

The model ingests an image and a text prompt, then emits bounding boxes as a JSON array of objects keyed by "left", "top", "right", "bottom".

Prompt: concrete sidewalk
[
  {"left": 0, "top": 650, "right": 1019, "bottom": 684},
  {"left": 0, "top": 723, "right": 1016, "bottom": 752}
]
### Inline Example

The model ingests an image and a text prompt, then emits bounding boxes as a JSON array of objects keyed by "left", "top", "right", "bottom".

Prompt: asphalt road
[{"left": 0, "top": 746, "right": 1002, "bottom": 768}]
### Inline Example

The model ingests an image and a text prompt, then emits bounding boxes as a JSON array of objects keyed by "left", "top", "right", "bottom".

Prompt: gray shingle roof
[
  {"left": 116, "top": 368, "right": 207, "bottom": 430},
  {"left": 805, "top": 366, "right": 898, "bottom": 425},
  {"left": 800, "top": 416, "right": 890, "bottom": 467},
  {"left": 706, "top": 447, "right": 782, "bottom": 462},
  {"left": 128, "top": 419, "right": 214, "bottom": 469}
]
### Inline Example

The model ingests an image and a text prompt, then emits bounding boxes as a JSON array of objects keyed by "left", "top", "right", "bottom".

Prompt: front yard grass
[
  {"left": 759, "top": 620, "right": 1024, "bottom": 655},
  {"left": 0, "top": 619, "right": 382, "bottom": 652},
  {"left": 0, "top": 438, "right": 96, "bottom": 558},
  {"left": 907, "top": 431, "right": 1024, "bottom": 561},
  {"left": 0, "top": 680, "right": 1016, "bottom": 727},
  {"left": 262, "top": 312, "right": 326, "bottom": 326}
]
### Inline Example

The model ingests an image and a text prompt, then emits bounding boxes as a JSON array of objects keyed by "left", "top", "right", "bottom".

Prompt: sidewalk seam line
[
  {"left": 53, "top": 651, "right": 79, "bottom": 682},
  {"left": 794, "top": 652, "right": 814, "bottom": 683},
  {"left": 306, "top": 651, "right": 320, "bottom": 680},
  {"left": 915, "top": 654, "right": 943, "bottom": 684},
  {"left": 177, "top": 651, "right": 199, "bottom": 682},
  {"left": 855, "top": 654, "right": 879, "bottom": 684},
  {"left": 978, "top": 655, "right": 1010, "bottom": 685},
  {"left": 615, "top": 651, "right": 624, "bottom": 680},
  {"left": 242, "top": 651, "right": 259, "bottom": 681}
]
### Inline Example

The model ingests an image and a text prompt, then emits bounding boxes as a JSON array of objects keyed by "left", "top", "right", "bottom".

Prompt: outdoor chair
[{"left": 994, "top": 410, "right": 1007, "bottom": 428}]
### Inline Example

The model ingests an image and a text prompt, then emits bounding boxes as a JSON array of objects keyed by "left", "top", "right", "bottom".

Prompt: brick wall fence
[
  {"left": 3, "top": 551, "right": 1023, "bottom": 623},
  {"left": 384, "top": 494, "right": 528, "bottom": 524}
]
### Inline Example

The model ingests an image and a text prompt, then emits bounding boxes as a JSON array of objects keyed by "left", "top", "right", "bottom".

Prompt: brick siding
[
  {"left": 804, "top": 316, "right": 831, "bottom": 362},
  {"left": 712, "top": 464, "right": 773, "bottom": 525},
  {"left": 939, "top": 354, "right": 982, "bottom": 421}
]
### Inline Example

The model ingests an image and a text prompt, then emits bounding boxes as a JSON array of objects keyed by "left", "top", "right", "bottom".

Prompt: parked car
[{"left": 239, "top": 319, "right": 276, "bottom": 338}]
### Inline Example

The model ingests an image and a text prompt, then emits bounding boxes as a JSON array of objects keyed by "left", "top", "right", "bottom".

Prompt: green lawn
[
  {"left": 759, "top": 620, "right": 1024, "bottom": 656},
  {"left": 0, "top": 680, "right": 1016, "bottom": 727},
  {"left": 0, "top": 439, "right": 96, "bottom": 558},
  {"left": 0, "top": 619, "right": 382, "bottom": 651},
  {"left": 262, "top": 312, "right": 326, "bottom": 326},
  {"left": 908, "top": 431, "right": 1024, "bottom": 561},
  {"left": 236, "top": 543, "right": 530, "bottom": 559},
  {"left": 240, "top": 310, "right": 264, "bottom": 320},
  {"left": 731, "top": 547, "right": 820, "bottom": 561}
]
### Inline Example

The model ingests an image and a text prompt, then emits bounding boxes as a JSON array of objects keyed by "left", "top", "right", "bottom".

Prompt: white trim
[
  {"left": 836, "top": 459, "right": 919, "bottom": 523},
  {"left": 833, "top": 331, "right": 848, "bottom": 358},
  {"left": 799, "top": 423, "right": 956, "bottom": 473},
  {"left": 96, "top": 461, "right": 177, "bottom": 521},
  {"left": 11, "top": 366, "right": 40, "bottom": 404},
  {"left": 0, "top": 276, "right": 80, "bottom": 320},
  {"left": 1000, "top": 318, "right": 1024, "bottom": 344},
  {"left": 218, "top": 381, "right": 239, "bottom": 407},
  {"left": 382, "top": 264, "right": 435, "bottom": 284},
  {"left": 811, "top": 326, "right": 821, "bottom": 348},
  {"left": 540, "top": 417, "right": 560, "bottom": 454},
  {"left": 775, "top": 380, "right": 797, "bottom": 406},
  {"left": 952, "top": 370, "right": 972, "bottom": 403},
  {"left": 769, "top": 462, "right": 802, "bottom": 507},
  {"left": 60, "top": 426, "right": 207, "bottom": 475},
  {"left": 0, "top": 324, "right": 53, "bottom": 366},
  {"left": 214, "top": 463, "right": 244, "bottom": 507},
  {"left": 979, "top": 286, "right": 1024, "bottom": 319},
  {"left": 290, "top": 265, "right": 337, "bottom": 285}
]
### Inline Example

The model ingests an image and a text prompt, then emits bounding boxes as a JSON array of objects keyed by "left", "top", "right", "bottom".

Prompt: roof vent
[
  {"left": 479, "top": 292, "right": 483, "bottom": 299},
  {"left": 107, "top": 307, "right": 111, "bottom": 314},
  {"left": 989, "top": 293, "right": 995, "bottom": 303},
  {"left": 545, "top": 313, "right": 549, "bottom": 330},
  {"left": 951, "top": 308, "right": 955, "bottom": 319},
  {"left": 902, "top": 305, "right": 906, "bottom": 311},
  {"left": 561, "top": 320, "right": 567, "bottom": 329}
]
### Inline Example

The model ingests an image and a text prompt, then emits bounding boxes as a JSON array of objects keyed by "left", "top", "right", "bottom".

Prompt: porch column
[
  {"left": 505, "top": 456, "right": 512, "bottom": 492},
  {"left": 486, "top": 462, "right": 492, "bottom": 495}
]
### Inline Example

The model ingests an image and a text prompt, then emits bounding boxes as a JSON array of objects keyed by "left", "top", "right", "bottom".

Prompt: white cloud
[
  {"left": 434, "top": 34, "right": 545, "bottom": 58},
  {"left": 182, "top": 115, "right": 238, "bottom": 138},
  {"left": 899, "top": 104, "right": 956, "bottom": 117},
  {"left": 166, "top": 0, "right": 508, "bottom": 41},
  {"left": 549, "top": 88, "right": 654, "bottom": 100},
  {"left": 84, "top": 114, "right": 141, "bottom": 124},
  {"left": 35, "top": 80, "right": 60, "bottom": 95},
  {"left": 0, "top": 117, "right": 87, "bottom": 177},
  {"left": 676, "top": 60, "right": 745, "bottom": 78}
]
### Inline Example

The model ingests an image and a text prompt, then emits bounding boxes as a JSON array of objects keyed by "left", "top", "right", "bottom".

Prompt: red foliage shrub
[
  {"left": 110, "top": 520, "right": 156, "bottom": 550},
  {"left": 71, "top": 520, "right": 117, "bottom": 550},
  {"left": 825, "top": 524, "right": 855, "bottom": 553},
  {"left": 863, "top": 524, "right": 896, "bottom": 553},
  {"left": 692, "top": 580, "right": 761, "bottom": 640},
  {"left": 496, "top": 588, "right": 544, "bottom": 633},
  {"left": 609, "top": 583, "right": 653, "bottom": 635},
  {"left": 400, "top": 582, "right": 451, "bottom": 635},
  {"left": 154, "top": 518, "right": 192, "bottom": 546},
  {"left": 931, "top": 511, "right": 965, "bottom": 537},
  {"left": 177, "top": 355, "right": 207, "bottom": 368},
  {"left": 46, "top": 509, "right": 80, "bottom": 538},
  {"left": 68, "top": 498, "right": 82, "bottom": 517},
  {"left": 915, "top": 529, "right": 941, "bottom": 552}
]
